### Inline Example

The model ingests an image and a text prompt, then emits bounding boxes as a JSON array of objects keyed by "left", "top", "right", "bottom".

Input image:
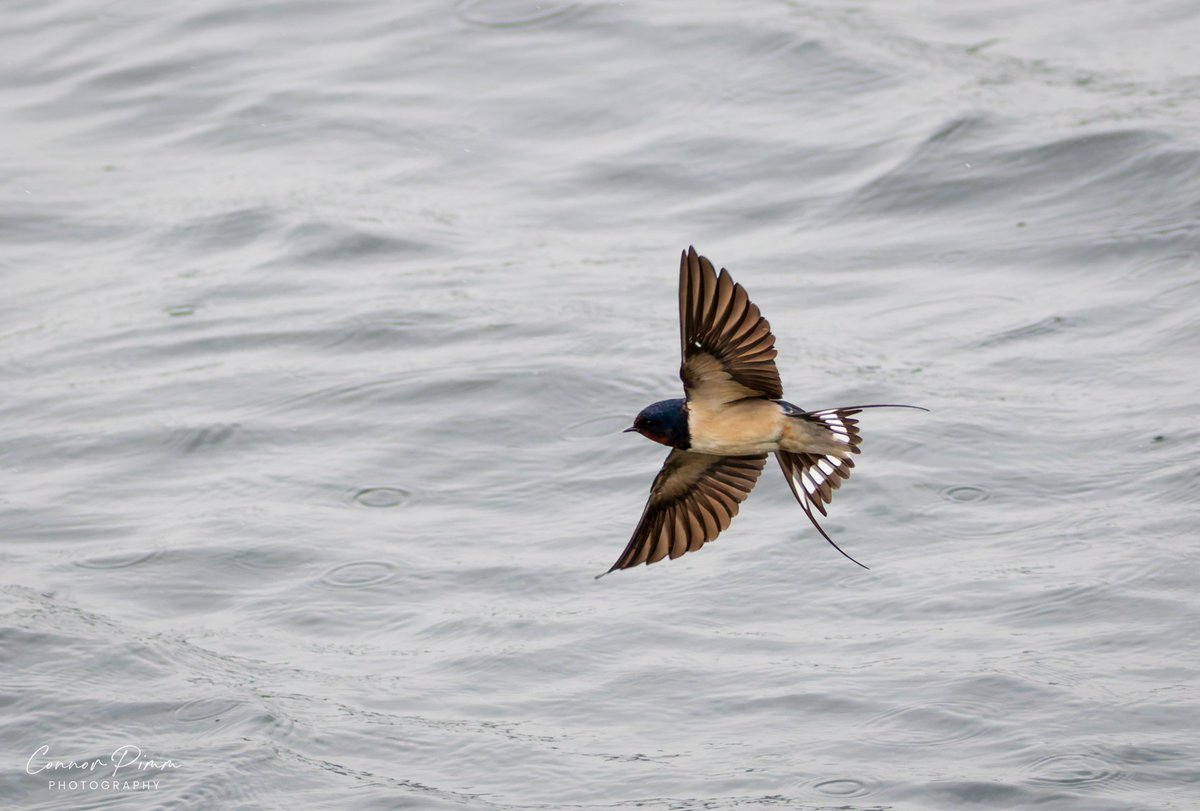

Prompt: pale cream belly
[{"left": 686, "top": 399, "right": 785, "bottom": 455}]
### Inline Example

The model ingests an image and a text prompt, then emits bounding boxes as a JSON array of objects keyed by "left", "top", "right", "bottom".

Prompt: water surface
[{"left": 2, "top": 0, "right": 1198, "bottom": 809}]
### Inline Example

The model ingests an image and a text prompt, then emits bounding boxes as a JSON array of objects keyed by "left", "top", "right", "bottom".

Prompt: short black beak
[{"left": 623, "top": 426, "right": 638, "bottom": 433}]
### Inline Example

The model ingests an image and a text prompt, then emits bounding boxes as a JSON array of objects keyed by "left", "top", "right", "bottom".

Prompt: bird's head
[{"left": 624, "top": 398, "right": 689, "bottom": 449}]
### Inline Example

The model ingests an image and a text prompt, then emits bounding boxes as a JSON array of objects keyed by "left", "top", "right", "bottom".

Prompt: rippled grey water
[{"left": 3, "top": 0, "right": 1199, "bottom": 809}]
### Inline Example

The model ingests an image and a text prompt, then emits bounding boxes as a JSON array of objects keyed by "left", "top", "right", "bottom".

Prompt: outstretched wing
[
  {"left": 604, "top": 449, "right": 767, "bottom": 574},
  {"left": 679, "top": 246, "right": 783, "bottom": 405}
]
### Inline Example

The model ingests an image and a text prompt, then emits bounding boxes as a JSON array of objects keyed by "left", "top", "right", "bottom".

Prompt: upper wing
[
  {"left": 604, "top": 449, "right": 767, "bottom": 574},
  {"left": 775, "top": 408, "right": 867, "bottom": 569},
  {"left": 679, "top": 246, "right": 783, "bottom": 405}
]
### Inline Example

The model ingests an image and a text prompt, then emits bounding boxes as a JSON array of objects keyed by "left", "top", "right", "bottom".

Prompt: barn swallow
[{"left": 603, "top": 246, "right": 924, "bottom": 575}]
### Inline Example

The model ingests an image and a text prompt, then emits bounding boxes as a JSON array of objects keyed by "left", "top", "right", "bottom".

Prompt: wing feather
[
  {"left": 678, "top": 246, "right": 783, "bottom": 404},
  {"left": 604, "top": 449, "right": 767, "bottom": 574}
]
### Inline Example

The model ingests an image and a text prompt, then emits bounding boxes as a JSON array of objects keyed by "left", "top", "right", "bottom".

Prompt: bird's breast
[{"left": 686, "top": 398, "right": 785, "bottom": 455}]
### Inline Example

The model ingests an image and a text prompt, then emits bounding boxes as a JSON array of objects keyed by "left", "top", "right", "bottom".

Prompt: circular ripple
[
  {"left": 812, "top": 779, "right": 869, "bottom": 798},
  {"left": 176, "top": 697, "right": 241, "bottom": 723},
  {"left": 561, "top": 414, "right": 631, "bottom": 441},
  {"left": 1025, "top": 753, "right": 1119, "bottom": 788},
  {"left": 941, "top": 485, "right": 990, "bottom": 503},
  {"left": 75, "top": 550, "right": 159, "bottom": 570},
  {"left": 455, "top": 0, "right": 580, "bottom": 28},
  {"left": 320, "top": 560, "right": 397, "bottom": 588},
  {"left": 862, "top": 702, "right": 989, "bottom": 747},
  {"left": 351, "top": 486, "right": 411, "bottom": 508},
  {"left": 230, "top": 544, "right": 307, "bottom": 572}
]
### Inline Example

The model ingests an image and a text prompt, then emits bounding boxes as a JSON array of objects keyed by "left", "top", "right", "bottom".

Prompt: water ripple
[
  {"left": 861, "top": 701, "right": 992, "bottom": 747},
  {"left": 941, "top": 484, "right": 991, "bottom": 503},
  {"left": 318, "top": 560, "right": 397, "bottom": 588},
  {"left": 1023, "top": 751, "right": 1124, "bottom": 789},
  {"left": 811, "top": 777, "right": 870, "bottom": 798},
  {"left": 350, "top": 486, "right": 411, "bottom": 508},
  {"left": 175, "top": 697, "right": 242, "bottom": 723},
  {"left": 74, "top": 549, "right": 160, "bottom": 570},
  {"left": 454, "top": 0, "right": 582, "bottom": 29}
]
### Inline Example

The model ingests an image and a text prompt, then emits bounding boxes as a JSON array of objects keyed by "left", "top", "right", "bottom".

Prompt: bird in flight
[{"left": 603, "top": 246, "right": 924, "bottom": 576}]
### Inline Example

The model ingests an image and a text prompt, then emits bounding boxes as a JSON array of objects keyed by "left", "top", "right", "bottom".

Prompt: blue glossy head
[{"left": 625, "top": 398, "right": 689, "bottom": 449}]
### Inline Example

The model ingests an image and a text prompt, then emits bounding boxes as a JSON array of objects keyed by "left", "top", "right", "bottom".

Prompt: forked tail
[{"left": 777, "top": 404, "right": 927, "bottom": 569}]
